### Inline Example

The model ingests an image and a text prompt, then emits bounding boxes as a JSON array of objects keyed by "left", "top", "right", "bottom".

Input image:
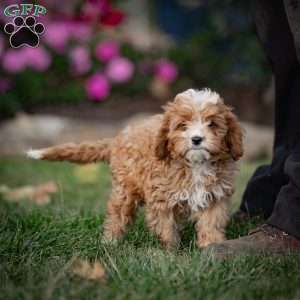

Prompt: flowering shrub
[
  {"left": 0, "top": 0, "right": 178, "bottom": 117},
  {"left": 0, "top": 1, "right": 267, "bottom": 119}
]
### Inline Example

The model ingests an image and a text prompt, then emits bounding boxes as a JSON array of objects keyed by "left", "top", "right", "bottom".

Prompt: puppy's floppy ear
[
  {"left": 155, "top": 113, "right": 170, "bottom": 160},
  {"left": 225, "top": 109, "right": 244, "bottom": 161}
]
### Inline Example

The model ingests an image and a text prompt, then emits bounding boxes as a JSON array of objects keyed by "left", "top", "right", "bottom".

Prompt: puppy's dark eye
[
  {"left": 175, "top": 122, "right": 187, "bottom": 130},
  {"left": 208, "top": 121, "right": 217, "bottom": 128}
]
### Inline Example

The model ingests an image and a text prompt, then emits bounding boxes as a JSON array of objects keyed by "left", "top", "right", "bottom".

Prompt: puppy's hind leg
[
  {"left": 102, "top": 187, "right": 138, "bottom": 244},
  {"left": 145, "top": 201, "right": 180, "bottom": 250}
]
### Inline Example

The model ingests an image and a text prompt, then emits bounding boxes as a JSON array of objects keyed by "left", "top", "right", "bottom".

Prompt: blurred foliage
[
  {"left": 0, "top": 56, "right": 85, "bottom": 118},
  {"left": 0, "top": 0, "right": 271, "bottom": 119},
  {"left": 164, "top": 0, "right": 269, "bottom": 89}
]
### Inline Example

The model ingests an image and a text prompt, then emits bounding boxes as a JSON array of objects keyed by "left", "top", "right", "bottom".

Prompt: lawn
[{"left": 1, "top": 158, "right": 300, "bottom": 300}]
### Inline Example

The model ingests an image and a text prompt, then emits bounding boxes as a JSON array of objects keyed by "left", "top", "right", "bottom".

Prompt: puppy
[{"left": 27, "top": 89, "right": 243, "bottom": 249}]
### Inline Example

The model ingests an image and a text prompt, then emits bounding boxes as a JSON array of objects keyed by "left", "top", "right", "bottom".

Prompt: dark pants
[{"left": 240, "top": 0, "right": 300, "bottom": 239}]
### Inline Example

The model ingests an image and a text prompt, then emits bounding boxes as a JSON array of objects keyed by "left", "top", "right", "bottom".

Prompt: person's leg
[
  {"left": 239, "top": 0, "right": 299, "bottom": 218},
  {"left": 264, "top": 0, "right": 300, "bottom": 236},
  {"left": 283, "top": 0, "right": 300, "bottom": 149},
  {"left": 268, "top": 142, "right": 300, "bottom": 238}
]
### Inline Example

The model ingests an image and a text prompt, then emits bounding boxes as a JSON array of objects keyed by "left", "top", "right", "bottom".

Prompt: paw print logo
[{"left": 4, "top": 16, "right": 45, "bottom": 48}]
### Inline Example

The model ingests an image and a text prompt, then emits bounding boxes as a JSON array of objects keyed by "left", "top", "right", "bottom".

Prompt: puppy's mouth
[
  {"left": 184, "top": 147, "right": 211, "bottom": 164},
  {"left": 191, "top": 145, "right": 209, "bottom": 151},
  {"left": 188, "top": 146, "right": 210, "bottom": 153}
]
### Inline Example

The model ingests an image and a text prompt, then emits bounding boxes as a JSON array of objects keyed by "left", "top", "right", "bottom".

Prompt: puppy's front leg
[
  {"left": 145, "top": 201, "right": 179, "bottom": 249},
  {"left": 194, "top": 200, "right": 229, "bottom": 249}
]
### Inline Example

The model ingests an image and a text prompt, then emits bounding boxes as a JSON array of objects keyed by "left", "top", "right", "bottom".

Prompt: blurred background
[{"left": 0, "top": 0, "right": 274, "bottom": 160}]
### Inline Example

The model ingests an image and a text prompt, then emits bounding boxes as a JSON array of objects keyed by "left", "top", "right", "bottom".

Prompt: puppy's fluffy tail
[{"left": 26, "top": 139, "right": 112, "bottom": 164}]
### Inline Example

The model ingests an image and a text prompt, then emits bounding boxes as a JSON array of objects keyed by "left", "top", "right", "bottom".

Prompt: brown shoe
[{"left": 203, "top": 224, "right": 300, "bottom": 260}]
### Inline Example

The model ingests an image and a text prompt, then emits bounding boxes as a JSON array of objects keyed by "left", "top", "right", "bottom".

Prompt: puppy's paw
[
  {"left": 197, "top": 232, "right": 225, "bottom": 249},
  {"left": 101, "top": 230, "right": 122, "bottom": 246},
  {"left": 101, "top": 236, "right": 119, "bottom": 246},
  {"left": 161, "top": 236, "right": 181, "bottom": 251}
]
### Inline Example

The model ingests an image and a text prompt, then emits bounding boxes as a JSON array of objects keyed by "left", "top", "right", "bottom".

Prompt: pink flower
[
  {"left": 69, "top": 46, "right": 91, "bottom": 75},
  {"left": 23, "top": 47, "right": 52, "bottom": 72},
  {"left": 155, "top": 59, "right": 178, "bottom": 83},
  {"left": 43, "top": 21, "right": 70, "bottom": 53},
  {"left": 2, "top": 47, "right": 51, "bottom": 73},
  {"left": 106, "top": 57, "right": 134, "bottom": 83},
  {"left": 85, "top": 73, "right": 110, "bottom": 101},
  {"left": 43, "top": 21, "right": 92, "bottom": 52},
  {"left": 2, "top": 49, "right": 27, "bottom": 73},
  {"left": 95, "top": 40, "right": 119, "bottom": 63}
]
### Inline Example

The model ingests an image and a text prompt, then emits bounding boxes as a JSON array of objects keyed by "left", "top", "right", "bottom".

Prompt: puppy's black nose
[{"left": 192, "top": 136, "right": 203, "bottom": 145}]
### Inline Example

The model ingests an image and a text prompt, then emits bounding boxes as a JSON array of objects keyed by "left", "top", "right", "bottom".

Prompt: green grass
[{"left": 1, "top": 158, "right": 300, "bottom": 300}]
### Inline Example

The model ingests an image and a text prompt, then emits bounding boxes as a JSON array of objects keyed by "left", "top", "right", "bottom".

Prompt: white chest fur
[{"left": 173, "top": 161, "right": 234, "bottom": 212}]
